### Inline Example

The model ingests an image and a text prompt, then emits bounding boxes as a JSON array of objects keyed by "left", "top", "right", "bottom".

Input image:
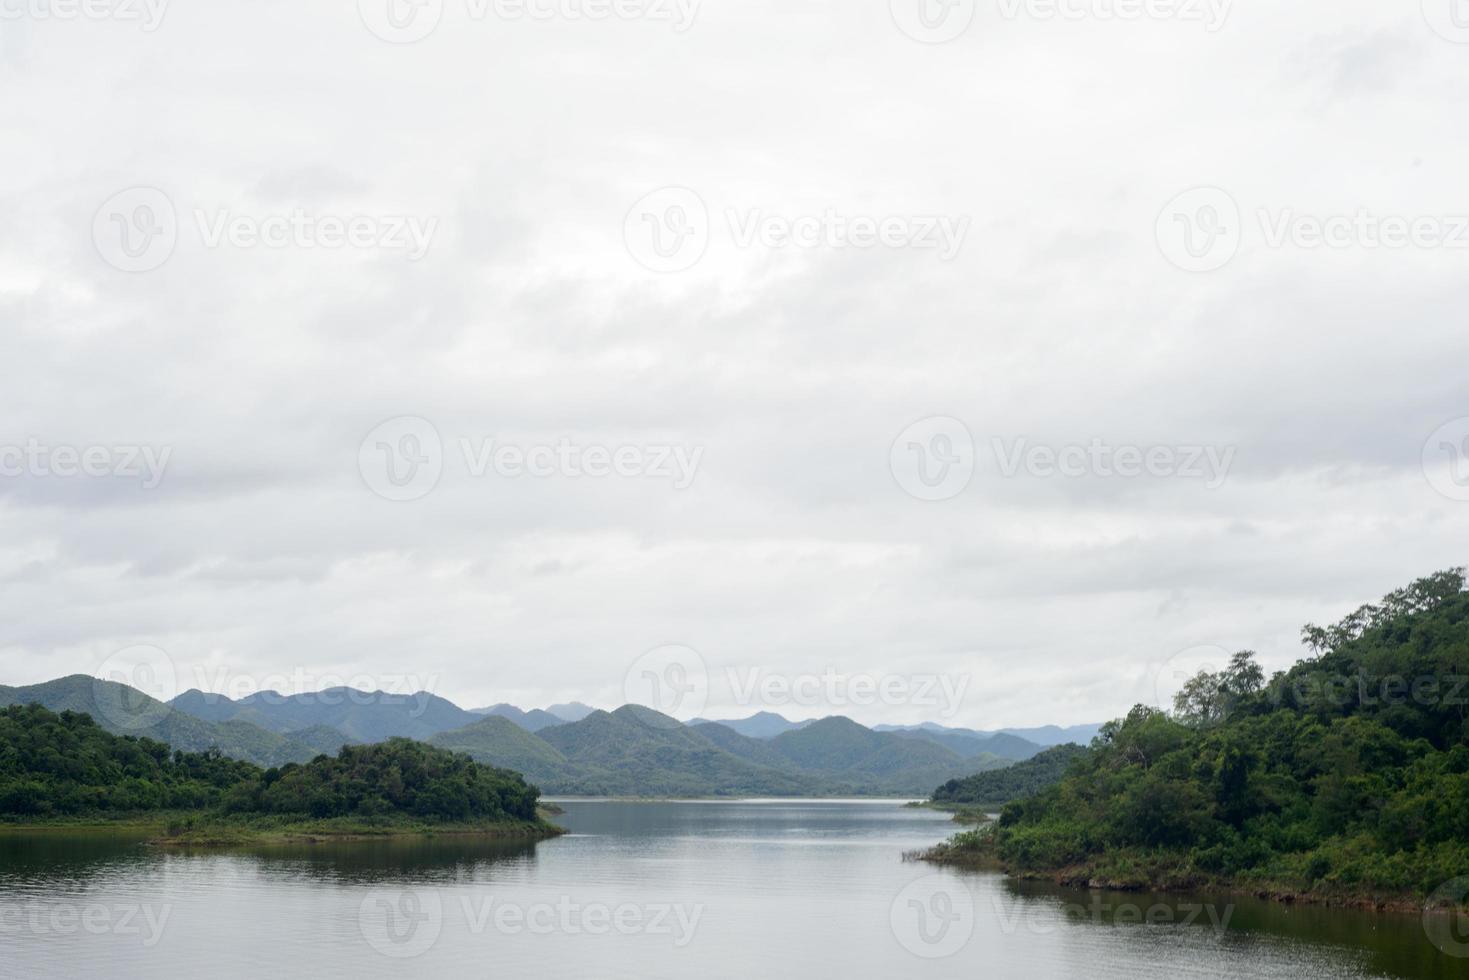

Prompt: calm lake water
[{"left": 1, "top": 799, "right": 1465, "bottom": 979}]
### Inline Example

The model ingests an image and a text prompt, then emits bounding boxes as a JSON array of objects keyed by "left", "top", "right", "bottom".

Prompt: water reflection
[{"left": 0, "top": 803, "right": 1465, "bottom": 980}]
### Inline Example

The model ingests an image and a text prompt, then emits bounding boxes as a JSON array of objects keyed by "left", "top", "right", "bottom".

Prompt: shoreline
[
  {"left": 914, "top": 841, "right": 1462, "bottom": 917},
  {"left": 0, "top": 811, "right": 566, "bottom": 847}
]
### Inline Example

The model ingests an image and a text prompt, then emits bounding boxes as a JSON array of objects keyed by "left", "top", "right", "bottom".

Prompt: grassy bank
[
  {"left": 1, "top": 808, "right": 564, "bottom": 846},
  {"left": 914, "top": 826, "right": 1469, "bottom": 915}
]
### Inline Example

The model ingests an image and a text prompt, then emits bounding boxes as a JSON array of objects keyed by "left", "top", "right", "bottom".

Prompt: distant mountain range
[
  {"left": 431, "top": 706, "right": 1014, "bottom": 796},
  {"left": 872, "top": 721, "right": 1104, "bottom": 747},
  {"left": 0, "top": 676, "right": 1099, "bottom": 797},
  {"left": 0, "top": 676, "right": 327, "bottom": 766}
]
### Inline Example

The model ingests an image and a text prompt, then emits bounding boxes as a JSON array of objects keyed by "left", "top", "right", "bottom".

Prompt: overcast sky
[{"left": 2, "top": 0, "right": 1468, "bottom": 729}]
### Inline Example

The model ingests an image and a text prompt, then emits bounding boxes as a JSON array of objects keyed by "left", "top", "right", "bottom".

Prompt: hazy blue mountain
[
  {"left": 763, "top": 717, "right": 1009, "bottom": 794},
  {"left": 545, "top": 702, "right": 596, "bottom": 723},
  {"left": 890, "top": 727, "right": 1042, "bottom": 761},
  {"left": 169, "top": 688, "right": 478, "bottom": 743},
  {"left": 0, "top": 676, "right": 321, "bottom": 767},
  {"left": 688, "top": 711, "right": 814, "bottom": 738},
  {"left": 875, "top": 721, "right": 1095, "bottom": 751},
  {"left": 470, "top": 703, "right": 565, "bottom": 732},
  {"left": 995, "top": 723, "right": 1103, "bottom": 746}
]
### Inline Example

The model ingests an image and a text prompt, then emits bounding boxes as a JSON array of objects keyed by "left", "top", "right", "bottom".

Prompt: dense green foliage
[
  {"left": 0, "top": 705, "right": 543, "bottom": 827},
  {"left": 977, "top": 570, "right": 1469, "bottom": 901},
  {"left": 0, "top": 705, "right": 258, "bottom": 816},
  {"left": 221, "top": 738, "right": 540, "bottom": 822},
  {"left": 932, "top": 744, "right": 1089, "bottom": 806}
]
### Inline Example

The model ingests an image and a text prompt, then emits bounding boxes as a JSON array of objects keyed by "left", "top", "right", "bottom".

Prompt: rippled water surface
[{"left": 1, "top": 800, "right": 1465, "bottom": 979}]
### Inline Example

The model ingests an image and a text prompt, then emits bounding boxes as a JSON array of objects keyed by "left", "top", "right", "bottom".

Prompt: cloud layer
[{"left": 3, "top": 0, "right": 1468, "bottom": 727}]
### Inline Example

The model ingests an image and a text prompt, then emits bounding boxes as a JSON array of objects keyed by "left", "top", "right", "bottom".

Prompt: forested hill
[
  {"left": 943, "top": 570, "right": 1469, "bottom": 904},
  {"left": 931, "top": 744, "right": 1089, "bottom": 807},
  {"left": 0, "top": 703, "right": 543, "bottom": 827}
]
